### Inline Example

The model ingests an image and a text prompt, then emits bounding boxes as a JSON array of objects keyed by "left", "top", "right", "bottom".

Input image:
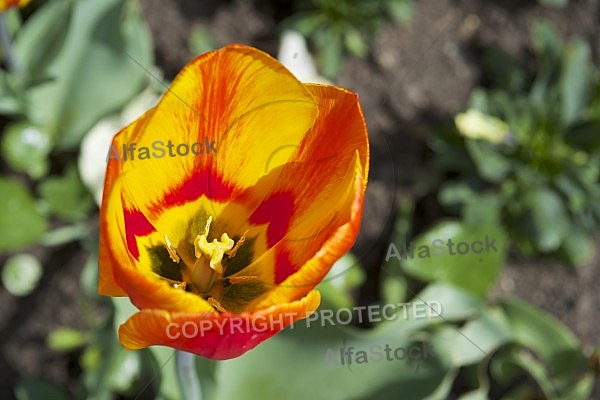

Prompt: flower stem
[{"left": 175, "top": 350, "right": 202, "bottom": 400}]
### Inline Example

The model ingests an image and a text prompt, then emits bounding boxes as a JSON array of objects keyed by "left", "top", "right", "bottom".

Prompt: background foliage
[{"left": 1, "top": 0, "right": 598, "bottom": 399}]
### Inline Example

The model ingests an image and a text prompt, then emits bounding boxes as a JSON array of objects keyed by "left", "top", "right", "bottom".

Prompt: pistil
[{"left": 162, "top": 216, "right": 248, "bottom": 308}]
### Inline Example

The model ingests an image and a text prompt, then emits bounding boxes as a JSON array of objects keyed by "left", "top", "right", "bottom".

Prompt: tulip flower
[{"left": 99, "top": 44, "right": 369, "bottom": 359}]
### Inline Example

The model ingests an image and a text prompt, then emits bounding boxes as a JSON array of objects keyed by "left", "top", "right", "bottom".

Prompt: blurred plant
[
  {"left": 374, "top": 197, "right": 595, "bottom": 399},
  {"left": 283, "top": 0, "right": 414, "bottom": 78},
  {"left": 0, "top": 0, "right": 153, "bottom": 265},
  {"left": 430, "top": 19, "right": 600, "bottom": 266},
  {"left": 0, "top": 0, "right": 155, "bottom": 398}
]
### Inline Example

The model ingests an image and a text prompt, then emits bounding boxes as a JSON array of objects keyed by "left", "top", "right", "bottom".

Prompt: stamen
[
  {"left": 228, "top": 275, "right": 259, "bottom": 284},
  {"left": 226, "top": 230, "right": 248, "bottom": 258},
  {"left": 165, "top": 235, "right": 180, "bottom": 263},
  {"left": 164, "top": 216, "right": 252, "bottom": 307},
  {"left": 203, "top": 215, "right": 212, "bottom": 237},
  {"left": 207, "top": 297, "right": 226, "bottom": 313}
]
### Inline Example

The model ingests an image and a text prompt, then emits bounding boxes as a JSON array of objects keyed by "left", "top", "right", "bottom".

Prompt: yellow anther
[
  {"left": 165, "top": 235, "right": 180, "bottom": 263},
  {"left": 228, "top": 275, "right": 258, "bottom": 284},
  {"left": 203, "top": 215, "right": 212, "bottom": 237},
  {"left": 207, "top": 297, "right": 226, "bottom": 313}
]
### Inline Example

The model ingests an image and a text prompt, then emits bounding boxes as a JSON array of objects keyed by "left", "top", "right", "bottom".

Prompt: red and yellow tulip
[
  {"left": 99, "top": 44, "right": 369, "bottom": 359},
  {"left": 0, "top": 0, "right": 29, "bottom": 12}
]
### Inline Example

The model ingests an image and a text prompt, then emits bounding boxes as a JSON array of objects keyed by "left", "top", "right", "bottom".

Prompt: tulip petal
[
  {"left": 255, "top": 162, "right": 366, "bottom": 308},
  {"left": 106, "top": 45, "right": 318, "bottom": 221},
  {"left": 118, "top": 289, "right": 320, "bottom": 360},
  {"left": 227, "top": 84, "right": 369, "bottom": 306}
]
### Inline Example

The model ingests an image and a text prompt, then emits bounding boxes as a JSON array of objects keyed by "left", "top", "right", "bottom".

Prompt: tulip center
[{"left": 163, "top": 216, "right": 252, "bottom": 312}]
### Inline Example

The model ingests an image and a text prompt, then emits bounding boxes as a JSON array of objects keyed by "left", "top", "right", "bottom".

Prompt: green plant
[
  {"left": 431, "top": 19, "right": 600, "bottom": 266},
  {"left": 0, "top": 1, "right": 155, "bottom": 398},
  {"left": 377, "top": 196, "right": 595, "bottom": 399},
  {"left": 284, "top": 0, "right": 414, "bottom": 78}
]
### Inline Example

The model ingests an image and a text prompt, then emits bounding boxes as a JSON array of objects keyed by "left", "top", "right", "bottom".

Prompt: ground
[{"left": 1, "top": 0, "right": 599, "bottom": 398}]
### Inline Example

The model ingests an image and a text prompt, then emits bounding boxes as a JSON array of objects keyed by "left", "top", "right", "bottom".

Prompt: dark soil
[{"left": 1, "top": 0, "right": 599, "bottom": 399}]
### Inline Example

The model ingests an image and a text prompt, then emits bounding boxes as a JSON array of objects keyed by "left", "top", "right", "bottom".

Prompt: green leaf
[
  {"left": 482, "top": 47, "right": 528, "bottom": 93},
  {"left": 1, "top": 254, "right": 43, "bottom": 296},
  {"left": 291, "top": 12, "right": 326, "bottom": 36},
  {"left": 13, "top": 0, "right": 72, "bottom": 83},
  {"left": 214, "top": 314, "right": 446, "bottom": 400},
  {"left": 40, "top": 224, "right": 89, "bottom": 247},
  {"left": 416, "top": 283, "right": 484, "bottom": 321},
  {"left": 18, "top": 0, "right": 153, "bottom": 149},
  {"left": 399, "top": 220, "right": 508, "bottom": 298},
  {"left": 106, "top": 346, "right": 142, "bottom": 392},
  {"left": 80, "top": 253, "right": 99, "bottom": 297},
  {"left": 564, "top": 120, "right": 600, "bottom": 151},
  {"left": 466, "top": 139, "right": 511, "bottom": 182},
  {"left": 462, "top": 194, "right": 503, "bottom": 226},
  {"left": 381, "top": 274, "right": 407, "bottom": 305},
  {"left": 530, "top": 20, "right": 563, "bottom": 108},
  {"left": 554, "top": 173, "right": 587, "bottom": 213},
  {"left": 47, "top": 327, "right": 89, "bottom": 352},
  {"left": 213, "top": 283, "right": 485, "bottom": 400},
  {"left": 188, "top": 26, "right": 216, "bottom": 56},
  {"left": 560, "top": 39, "right": 591, "bottom": 125},
  {"left": 0, "top": 69, "right": 26, "bottom": 115},
  {"left": 317, "top": 28, "right": 343, "bottom": 78},
  {"left": 193, "top": 355, "right": 218, "bottom": 400},
  {"left": 431, "top": 307, "right": 512, "bottom": 366},
  {"left": 343, "top": 28, "right": 368, "bottom": 58},
  {"left": 457, "top": 389, "right": 489, "bottom": 400},
  {"left": 0, "top": 178, "right": 47, "bottom": 253},
  {"left": 80, "top": 345, "right": 103, "bottom": 371},
  {"left": 531, "top": 20, "right": 563, "bottom": 65},
  {"left": 39, "top": 165, "right": 94, "bottom": 221},
  {"left": 1, "top": 122, "right": 51, "bottom": 179},
  {"left": 385, "top": 0, "right": 414, "bottom": 25},
  {"left": 497, "top": 298, "right": 590, "bottom": 397},
  {"left": 79, "top": 320, "right": 121, "bottom": 400},
  {"left": 520, "top": 187, "right": 569, "bottom": 252},
  {"left": 513, "top": 351, "right": 566, "bottom": 399},
  {"left": 318, "top": 253, "right": 365, "bottom": 310},
  {"left": 558, "top": 224, "right": 594, "bottom": 266},
  {"left": 439, "top": 182, "right": 477, "bottom": 208},
  {"left": 15, "top": 379, "right": 69, "bottom": 400},
  {"left": 147, "top": 347, "right": 182, "bottom": 400}
]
